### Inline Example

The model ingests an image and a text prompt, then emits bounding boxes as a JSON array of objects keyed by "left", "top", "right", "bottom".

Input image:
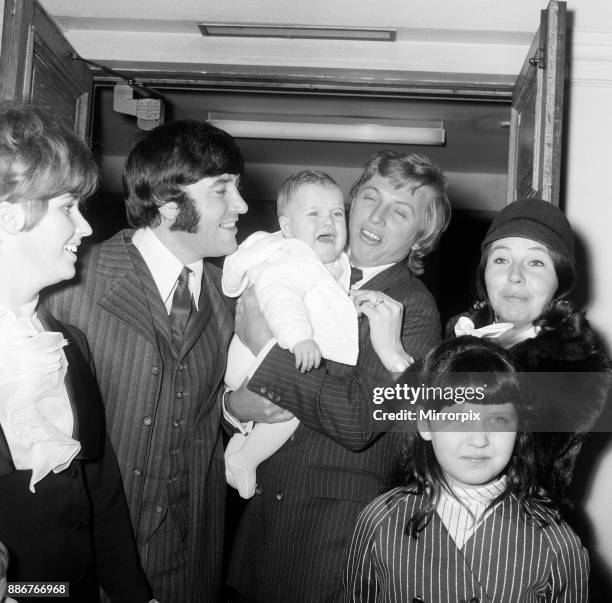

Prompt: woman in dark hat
[{"left": 447, "top": 199, "right": 611, "bottom": 506}]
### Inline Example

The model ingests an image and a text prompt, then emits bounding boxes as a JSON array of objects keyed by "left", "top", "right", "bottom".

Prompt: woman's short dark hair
[
  {"left": 349, "top": 151, "right": 451, "bottom": 275},
  {"left": 124, "top": 119, "right": 244, "bottom": 228},
  {"left": 0, "top": 103, "right": 98, "bottom": 230},
  {"left": 477, "top": 241, "right": 576, "bottom": 305}
]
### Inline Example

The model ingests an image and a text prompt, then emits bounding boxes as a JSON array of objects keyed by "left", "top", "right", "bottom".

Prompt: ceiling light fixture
[
  {"left": 207, "top": 113, "right": 445, "bottom": 146},
  {"left": 198, "top": 23, "right": 396, "bottom": 42}
]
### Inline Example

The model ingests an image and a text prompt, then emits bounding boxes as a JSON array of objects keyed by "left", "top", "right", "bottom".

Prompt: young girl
[{"left": 344, "top": 336, "right": 588, "bottom": 603}]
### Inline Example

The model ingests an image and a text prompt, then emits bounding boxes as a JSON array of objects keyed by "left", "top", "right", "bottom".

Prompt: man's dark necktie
[
  {"left": 170, "top": 266, "right": 194, "bottom": 348},
  {"left": 350, "top": 266, "right": 364, "bottom": 286}
]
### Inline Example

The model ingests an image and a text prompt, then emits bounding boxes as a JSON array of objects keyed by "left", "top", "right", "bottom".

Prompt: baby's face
[{"left": 280, "top": 183, "right": 347, "bottom": 263}]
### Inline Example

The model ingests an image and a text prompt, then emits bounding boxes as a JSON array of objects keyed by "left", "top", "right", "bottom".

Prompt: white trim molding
[{"left": 570, "top": 28, "right": 612, "bottom": 86}]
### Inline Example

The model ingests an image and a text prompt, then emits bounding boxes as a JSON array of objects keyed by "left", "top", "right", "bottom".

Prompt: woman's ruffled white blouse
[{"left": 0, "top": 302, "right": 80, "bottom": 492}]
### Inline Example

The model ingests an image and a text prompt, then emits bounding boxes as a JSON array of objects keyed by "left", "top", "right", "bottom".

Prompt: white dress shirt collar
[{"left": 132, "top": 227, "right": 203, "bottom": 312}]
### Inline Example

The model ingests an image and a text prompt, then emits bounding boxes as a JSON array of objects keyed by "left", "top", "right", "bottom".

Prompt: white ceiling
[{"left": 39, "top": 0, "right": 545, "bottom": 75}]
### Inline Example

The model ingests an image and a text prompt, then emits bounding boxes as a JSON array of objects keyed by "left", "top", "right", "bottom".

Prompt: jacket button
[
  {"left": 176, "top": 391, "right": 183, "bottom": 399},
  {"left": 275, "top": 492, "right": 284, "bottom": 501},
  {"left": 173, "top": 418, "right": 181, "bottom": 428},
  {"left": 254, "top": 485, "right": 263, "bottom": 496},
  {"left": 133, "top": 468, "right": 142, "bottom": 476},
  {"left": 154, "top": 505, "right": 163, "bottom": 513},
  {"left": 259, "top": 386, "right": 267, "bottom": 394},
  {"left": 151, "top": 366, "right": 160, "bottom": 375},
  {"left": 143, "top": 416, "right": 153, "bottom": 426}
]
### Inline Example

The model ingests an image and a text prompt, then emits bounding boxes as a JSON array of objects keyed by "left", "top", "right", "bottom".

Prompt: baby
[{"left": 222, "top": 170, "right": 358, "bottom": 498}]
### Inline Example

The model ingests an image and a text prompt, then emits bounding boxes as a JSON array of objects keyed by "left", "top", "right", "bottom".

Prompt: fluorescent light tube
[
  {"left": 198, "top": 23, "right": 396, "bottom": 42},
  {"left": 207, "top": 113, "right": 445, "bottom": 146}
]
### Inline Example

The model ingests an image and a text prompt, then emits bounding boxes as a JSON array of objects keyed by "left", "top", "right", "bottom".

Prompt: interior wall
[
  {"left": 0, "top": 0, "right": 5, "bottom": 48},
  {"left": 564, "top": 1, "right": 612, "bottom": 593}
]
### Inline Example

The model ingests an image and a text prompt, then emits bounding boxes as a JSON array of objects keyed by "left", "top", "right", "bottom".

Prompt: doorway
[{"left": 89, "top": 84, "right": 511, "bottom": 320}]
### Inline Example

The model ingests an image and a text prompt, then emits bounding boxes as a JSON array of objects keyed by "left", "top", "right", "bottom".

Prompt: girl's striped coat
[{"left": 344, "top": 487, "right": 588, "bottom": 603}]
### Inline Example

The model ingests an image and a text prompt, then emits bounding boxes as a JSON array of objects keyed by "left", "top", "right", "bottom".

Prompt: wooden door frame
[
  {"left": 0, "top": 0, "right": 34, "bottom": 100},
  {"left": 0, "top": 0, "right": 93, "bottom": 135},
  {"left": 90, "top": 64, "right": 516, "bottom": 102},
  {"left": 506, "top": 0, "right": 566, "bottom": 205}
]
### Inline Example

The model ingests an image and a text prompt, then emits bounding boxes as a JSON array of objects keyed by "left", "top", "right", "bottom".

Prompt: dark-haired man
[{"left": 45, "top": 120, "right": 247, "bottom": 602}]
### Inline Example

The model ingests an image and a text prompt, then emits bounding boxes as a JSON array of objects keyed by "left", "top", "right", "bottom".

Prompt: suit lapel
[
  {"left": 360, "top": 261, "right": 413, "bottom": 294},
  {"left": 96, "top": 231, "right": 173, "bottom": 348},
  {"left": 38, "top": 309, "right": 102, "bottom": 460},
  {"left": 0, "top": 427, "right": 15, "bottom": 476},
  {"left": 418, "top": 508, "right": 492, "bottom": 603},
  {"left": 456, "top": 500, "right": 513, "bottom": 603}
]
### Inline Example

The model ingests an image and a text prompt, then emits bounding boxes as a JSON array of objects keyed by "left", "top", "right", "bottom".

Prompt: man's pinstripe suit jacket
[
  {"left": 44, "top": 230, "right": 234, "bottom": 603},
  {"left": 228, "top": 261, "right": 442, "bottom": 602}
]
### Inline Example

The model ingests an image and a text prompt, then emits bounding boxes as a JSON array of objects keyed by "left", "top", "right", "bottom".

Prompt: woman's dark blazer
[{"left": 0, "top": 309, "right": 152, "bottom": 603}]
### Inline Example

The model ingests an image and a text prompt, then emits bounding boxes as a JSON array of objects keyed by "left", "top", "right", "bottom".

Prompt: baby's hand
[{"left": 293, "top": 339, "right": 322, "bottom": 372}]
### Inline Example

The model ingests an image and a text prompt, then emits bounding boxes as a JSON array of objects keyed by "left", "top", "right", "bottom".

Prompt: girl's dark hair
[{"left": 390, "top": 336, "right": 559, "bottom": 539}]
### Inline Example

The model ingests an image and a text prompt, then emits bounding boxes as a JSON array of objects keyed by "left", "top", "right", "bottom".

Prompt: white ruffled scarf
[
  {"left": 454, "top": 316, "right": 539, "bottom": 347},
  {"left": 0, "top": 301, "right": 81, "bottom": 492}
]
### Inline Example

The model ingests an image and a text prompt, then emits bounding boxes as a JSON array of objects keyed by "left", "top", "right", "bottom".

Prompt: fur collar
[{"left": 448, "top": 302, "right": 611, "bottom": 432}]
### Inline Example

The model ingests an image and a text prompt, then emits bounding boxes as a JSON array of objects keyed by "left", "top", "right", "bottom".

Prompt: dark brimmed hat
[{"left": 482, "top": 199, "right": 575, "bottom": 264}]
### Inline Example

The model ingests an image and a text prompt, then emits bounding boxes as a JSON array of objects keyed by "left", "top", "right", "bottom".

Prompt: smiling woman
[
  {"left": 11, "top": 193, "right": 92, "bottom": 291},
  {"left": 447, "top": 199, "right": 612, "bottom": 508},
  {"left": 484, "top": 236, "right": 559, "bottom": 335},
  {"left": 0, "top": 103, "right": 153, "bottom": 602}
]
